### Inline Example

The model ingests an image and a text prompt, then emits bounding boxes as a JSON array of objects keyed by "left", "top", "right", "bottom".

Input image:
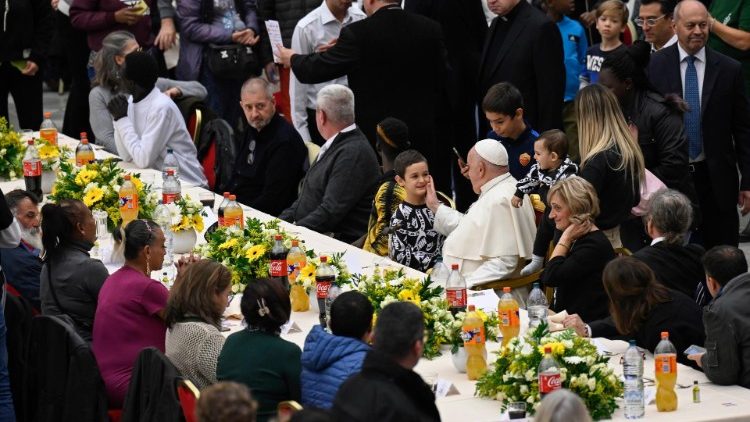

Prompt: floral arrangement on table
[
  {"left": 36, "top": 137, "right": 72, "bottom": 172},
  {"left": 448, "top": 309, "right": 501, "bottom": 354},
  {"left": 0, "top": 117, "right": 24, "bottom": 180},
  {"left": 475, "top": 323, "right": 623, "bottom": 420},
  {"left": 162, "top": 195, "right": 206, "bottom": 233},
  {"left": 198, "top": 218, "right": 297, "bottom": 292},
  {"left": 49, "top": 158, "right": 158, "bottom": 228},
  {"left": 295, "top": 251, "right": 353, "bottom": 292},
  {"left": 351, "top": 267, "right": 452, "bottom": 359}
]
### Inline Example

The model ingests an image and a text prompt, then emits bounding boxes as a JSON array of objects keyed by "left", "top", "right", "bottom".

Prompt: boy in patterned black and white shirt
[
  {"left": 511, "top": 129, "right": 578, "bottom": 275},
  {"left": 388, "top": 150, "right": 444, "bottom": 273}
]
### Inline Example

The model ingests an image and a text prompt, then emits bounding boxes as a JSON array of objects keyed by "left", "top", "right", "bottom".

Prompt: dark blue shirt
[
  {"left": 0, "top": 241, "right": 41, "bottom": 310},
  {"left": 487, "top": 123, "right": 539, "bottom": 180}
]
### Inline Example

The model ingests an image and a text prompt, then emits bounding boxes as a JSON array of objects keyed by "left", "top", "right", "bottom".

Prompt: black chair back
[
  {"left": 5, "top": 293, "right": 33, "bottom": 421},
  {"left": 121, "top": 347, "right": 184, "bottom": 422}
]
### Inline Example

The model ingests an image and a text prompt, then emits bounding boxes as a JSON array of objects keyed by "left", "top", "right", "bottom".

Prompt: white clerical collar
[
  {"left": 677, "top": 43, "right": 705, "bottom": 63},
  {"left": 651, "top": 236, "right": 665, "bottom": 246},
  {"left": 479, "top": 173, "right": 512, "bottom": 197}
]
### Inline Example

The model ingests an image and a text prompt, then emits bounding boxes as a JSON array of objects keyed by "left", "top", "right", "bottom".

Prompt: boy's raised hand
[
  {"left": 511, "top": 195, "right": 522, "bottom": 208},
  {"left": 425, "top": 175, "right": 441, "bottom": 214}
]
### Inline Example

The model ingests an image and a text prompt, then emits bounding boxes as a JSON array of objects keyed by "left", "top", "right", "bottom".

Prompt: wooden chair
[
  {"left": 177, "top": 379, "right": 200, "bottom": 422},
  {"left": 276, "top": 400, "right": 303, "bottom": 422}
]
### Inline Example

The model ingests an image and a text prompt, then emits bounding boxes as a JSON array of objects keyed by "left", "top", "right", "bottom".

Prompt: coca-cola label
[
  {"left": 316, "top": 281, "right": 332, "bottom": 299},
  {"left": 446, "top": 288, "right": 467, "bottom": 308},
  {"left": 462, "top": 326, "right": 485, "bottom": 345},
  {"left": 23, "top": 160, "right": 41, "bottom": 177},
  {"left": 162, "top": 192, "right": 179, "bottom": 204},
  {"left": 539, "top": 372, "right": 561, "bottom": 394},
  {"left": 270, "top": 259, "right": 288, "bottom": 277},
  {"left": 218, "top": 216, "right": 225, "bottom": 227}
]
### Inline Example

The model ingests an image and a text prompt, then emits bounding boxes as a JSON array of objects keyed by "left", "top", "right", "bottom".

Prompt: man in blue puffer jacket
[{"left": 301, "top": 291, "right": 373, "bottom": 408}]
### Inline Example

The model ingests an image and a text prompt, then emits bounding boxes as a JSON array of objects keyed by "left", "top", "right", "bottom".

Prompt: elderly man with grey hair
[
  {"left": 280, "top": 84, "right": 380, "bottom": 242},
  {"left": 230, "top": 77, "right": 307, "bottom": 216},
  {"left": 633, "top": 188, "right": 707, "bottom": 304}
]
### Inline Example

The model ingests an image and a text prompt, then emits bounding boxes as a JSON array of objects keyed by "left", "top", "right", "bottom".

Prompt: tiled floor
[{"left": 9, "top": 87, "right": 750, "bottom": 261}]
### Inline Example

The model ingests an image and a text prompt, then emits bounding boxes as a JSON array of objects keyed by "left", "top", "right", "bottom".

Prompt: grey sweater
[
  {"left": 88, "top": 78, "right": 207, "bottom": 153},
  {"left": 279, "top": 128, "right": 380, "bottom": 243}
]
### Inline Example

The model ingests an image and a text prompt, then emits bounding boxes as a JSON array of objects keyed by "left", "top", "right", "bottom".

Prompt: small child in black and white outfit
[{"left": 511, "top": 129, "right": 578, "bottom": 275}]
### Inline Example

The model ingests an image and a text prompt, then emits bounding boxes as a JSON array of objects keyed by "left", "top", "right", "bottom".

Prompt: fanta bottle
[
  {"left": 498, "top": 287, "right": 520, "bottom": 346},
  {"left": 655, "top": 331, "right": 678, "bottom": 411},
  {"left": 463, "top": 305, "right": 487, "bottom": 380},
  {"left": 119, "top": 175, "right": 139, "bottom": 227}
]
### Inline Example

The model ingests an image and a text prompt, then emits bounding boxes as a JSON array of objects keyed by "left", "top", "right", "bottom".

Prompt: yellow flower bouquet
[
  {"left": 49, "top": 158, "right": 158, "bottom": 229},
  {"left": 0, "top": 118, "right": 24, "bottom": 180},
  {"left": 198, "top": 218, "right": 297, "bottom": 293},
  {"left": 161, "top": 195, "right": 205, "bottom": 233},
  {"left": 36, "top": 137, "right": 72, "bottom": 172}
]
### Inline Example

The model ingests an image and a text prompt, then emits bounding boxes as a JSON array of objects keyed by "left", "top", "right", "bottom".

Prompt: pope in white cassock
[{"left": 426, "top": 139, "right": 536, "bottom": 289}]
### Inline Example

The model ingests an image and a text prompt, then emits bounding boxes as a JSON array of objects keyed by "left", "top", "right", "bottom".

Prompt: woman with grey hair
[
  {"left": 88, "top": 31, "right": 207, "bottom": 153},
  {"left": 632, "top": 188, "right": 708, "bottom": 304},
  {"left": 535, "top": 390, "right": 592, "bottom": 422}
]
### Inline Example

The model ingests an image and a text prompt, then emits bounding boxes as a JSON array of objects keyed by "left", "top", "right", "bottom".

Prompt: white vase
[
  {"left": 451, "top": 346, "right": 489, "bottom": 374},
  {"left": 172, "top": 229, "right": 197, "bottom": 254},
  {"left": 42, "top": 170, "right": 56, "bottom": 194}
]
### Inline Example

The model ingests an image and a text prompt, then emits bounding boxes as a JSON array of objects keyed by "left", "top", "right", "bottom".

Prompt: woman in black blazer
[
  {"left": 564, "top": 257, "right": 705, "bottom": 368},
  {"left": 540, "top": 176, "right": 615, "bottom": 322}
]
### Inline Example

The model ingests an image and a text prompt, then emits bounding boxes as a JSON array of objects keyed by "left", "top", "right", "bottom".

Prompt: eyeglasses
[
  {"left": 635, "top": 15, "right": 666, "bottom": 27},
  {"left": 246, "top": 139, "right": 257, "bottom": 166}
]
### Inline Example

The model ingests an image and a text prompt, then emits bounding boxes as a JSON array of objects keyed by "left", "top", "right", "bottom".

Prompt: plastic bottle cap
[
  {"left": 27, "top": 140, "right": 33, "bottom": 145},
  {"left": 451, "top": 264, "right": 459, "bottom": 270},
  {"left": 468, "top": 305, "right": 475, "bottom": 311},
  {"left": 320, "top": 256, "right": 328, "bottom": 263},
  {"left": 629, "top": 340, "right": 636, "bottom": 346},
  {"left": 81, "top": 139, "right": 89, "bottom": 144},
  {"left": 44, "top": 112, "right": 51, "bottom": 118},
  {"left": 80, "top": 132, "right": 87, "bottom": 139},
  {"left": 544, "top": 346, "right": 552, "bottom": 354},
  {"left": 229, "top": 195, "right": 236, "bottom": 200},
  {"left": 693, "top": 380, "right": 698, "bottom": 385},
  {"left": 503, "top": 287, "right": 511, "bottom": 293},
  {"left": 661, "top": 331, "right": 669, "bottom": 339},
  {"left": 167, "top": 148, "right": 173, "bottom": 153},
  {"left": 124, "top": 174, "right": 131, "bottom": 180},
  {"left": 167, "top": 169, "right": 174, "bottom": 176},
  {"left": 291, "top": 240, "right": 299, "bottom": 246},
  {"left": 275, "top": 234, "right": 282, "bottom": 240},
  {"left": 223, "top": 192, "right": 230, "bottom": 197}
]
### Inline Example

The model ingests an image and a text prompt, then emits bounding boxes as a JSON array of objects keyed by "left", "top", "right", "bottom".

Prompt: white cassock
[{"left": 434, "top": 173, "right": 536, "bottom": 288}]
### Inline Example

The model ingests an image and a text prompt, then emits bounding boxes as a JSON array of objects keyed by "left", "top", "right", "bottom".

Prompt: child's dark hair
[
  {"left": 482, "top": 82, "right": 524, "bottom": 116},
  {"left": 393, "top": 149, "right": 428, "bottom": 178},
  {"left": 537, "top": 129, "right": 568, "bottom": 159},
  {"left": 376, "top": 117, "right": 411, "bottom": 162},
  {"left": 112, "top": 219, "right": 161, "bottom": 260}
]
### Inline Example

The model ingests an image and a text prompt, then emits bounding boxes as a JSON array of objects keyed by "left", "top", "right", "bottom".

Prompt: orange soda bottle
[
  {"left": 288, "top": 240, "right": 309, "bottom": 312},
  {"left": 655, "top": 331, "right": 678, "bottom": 411},
  {"left": 463, "top": 305, "right": 487, "bottom": 380},
  {"left": 75, "top": 133, "right": 95, "bottom": 166},
  {"left": 223, "top": 195, "right": 244, "bottom": 228},
  {"left": 40, "top": 112, "right": 58, "bottom": 146},
  {"left": 119, "top": 175, "right": 139, "bottom": 227},
  {"left": 498, "top": 287, "right": 520, "bottom": 346}
]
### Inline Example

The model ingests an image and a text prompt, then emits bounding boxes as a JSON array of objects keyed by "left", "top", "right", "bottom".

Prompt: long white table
[{"left": 5, "top": 134, "right": 750, "bottom": 422}]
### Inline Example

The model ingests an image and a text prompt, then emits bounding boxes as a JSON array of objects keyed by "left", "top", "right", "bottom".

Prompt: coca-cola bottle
[
  {"left": 538, "top": 346, "right": 562, "bottom": 399},
  {"left": 446, "top": 264, "right": 467, "bottom": 315},
  {"left": 162, "top": 169, "right": 181, "bottom": 204},
  {"left": 23, "top": 140, "right": 42, "bottom": 198},
  {"left": 315, "top": 256, "right": 335, "bottom": 328},
  {"left": 269, "top": 234, "right": 288, "bottom": 287},
  {"left": 217, "top": 192, "right": 230, "bottom": 227}
]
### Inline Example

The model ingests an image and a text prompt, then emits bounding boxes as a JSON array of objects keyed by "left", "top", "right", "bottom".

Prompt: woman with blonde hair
[
  {"left": 575, "top": 84, "right": 645, "bottom": 249},
  {"left": 165, "top": 259, "right": 232, "bottom": 389},
  {"left": 539, "top": 176, "right": 616, "bottom": 321}
]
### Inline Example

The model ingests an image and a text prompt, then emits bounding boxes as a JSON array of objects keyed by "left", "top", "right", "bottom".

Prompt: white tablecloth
[{"left": 5, "top": 134, "right": 750, "bottom": 422}]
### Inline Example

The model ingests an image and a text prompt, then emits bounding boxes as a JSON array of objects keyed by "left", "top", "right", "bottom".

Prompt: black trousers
[
  {"left": 305, "top": 108, "right": 326, "bottom": 146},
  {"left": 691, "top": 161, "right": 739, "bottom": 248},
  {"left": 0, "top": 62, "right": 43, "bottom": 130},
  {"left": 57, "top": 12, "right": 92, "bottom": 138}
]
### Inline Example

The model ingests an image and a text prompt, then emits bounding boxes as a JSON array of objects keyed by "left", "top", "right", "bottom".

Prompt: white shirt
[
  {"left": 316, "top": 123, "right": 357, "bottom": 162},
  {"left": 289, "top": 4, "right": 365, "bottom": 142},
  {"left": 650, "top": 236, "right": 665, "bottom": 246},
  {"left": 651, "top": 34, "right": 677, "bottom": 53},
  {"left": 114, "top": 88, "right": 208, "bottom": 187},
  {"left": 677, "top": 43, "right": 706, "bottom": 162}
]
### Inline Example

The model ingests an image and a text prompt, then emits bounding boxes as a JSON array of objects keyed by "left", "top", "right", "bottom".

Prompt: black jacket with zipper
[{"left": 0, "top": 0, "right": 54, "bottom": 65}]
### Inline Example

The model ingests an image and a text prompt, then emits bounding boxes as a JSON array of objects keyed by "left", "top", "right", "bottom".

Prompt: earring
[{"left": 146, "top": 253, "right": 151, "bottom": 276}]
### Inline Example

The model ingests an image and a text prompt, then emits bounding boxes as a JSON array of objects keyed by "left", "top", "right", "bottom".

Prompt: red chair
[
  {"left": 177, "top": 379, "right": 200, "bottom": 422},
  {"left": 200, "top": 140, "right": 217, "bottom": 191}
]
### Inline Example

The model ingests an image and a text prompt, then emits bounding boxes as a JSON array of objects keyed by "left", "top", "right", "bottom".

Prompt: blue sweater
[{"left": 300, "top": 325, "right": 370, "bottom": 409}]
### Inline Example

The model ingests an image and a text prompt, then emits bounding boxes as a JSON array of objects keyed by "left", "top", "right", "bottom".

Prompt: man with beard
[
  {"left": 0, "top": 190, "right": 42, "bottom": 311},
  {"left": 229, "top": 77, "right": 307, "bottom": 216}
]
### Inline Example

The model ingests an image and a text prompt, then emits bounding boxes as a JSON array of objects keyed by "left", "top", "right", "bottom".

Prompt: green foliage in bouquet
[{"left": 0, "top": 118, "right": 24, "bottom": 180}]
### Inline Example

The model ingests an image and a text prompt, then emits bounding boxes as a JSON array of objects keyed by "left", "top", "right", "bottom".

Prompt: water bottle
[
  {"left": 527, "top": 282, "right": 548, "bottom": 329},
  {"left": 430, "top": 257, "right": 450, "bottom": 288},
  {"left": 162, "top": 148, "right": 179, "bottom": 180},
  {"left": 162, "top": 169, "right": 181, "bottom": 204},
  {"left": 623, "top": 340, "right": 644, "bottom": 419},
  {"left": 153, "top": 200, "right": 174, "bottom": 265},
  {"left": 325, "top": 284, "right": 341, "bottom": 331}
]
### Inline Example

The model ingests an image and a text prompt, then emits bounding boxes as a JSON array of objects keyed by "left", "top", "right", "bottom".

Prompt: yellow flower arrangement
[
  {"left": 397, "top": 289, "right": 421, "bottom": 305},
  {"left": 159, "top": 195, "right": 206, "bottom": 233},
  {"left": 245, "top": 245, "right": 266, "bottom": 261},
  {"left": 0, "top": 118, "right": 24, "bottom": 180},
  {"left": 537, "top": 341, "right": 566, "bottom": 356},
  {"left": 38, "top": 143, "right": 59, "bottom": 160},
  {"left": 75, "top": 169, "right": 98, "bottom": 186},
  {"left": 219, "top": 238, "right": 240, "bottom": 250}
]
